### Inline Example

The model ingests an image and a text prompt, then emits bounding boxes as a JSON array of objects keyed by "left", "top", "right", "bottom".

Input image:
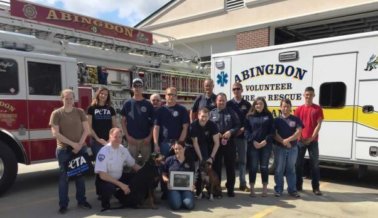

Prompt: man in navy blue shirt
[
  {"left": 153, "top": 87, "right": 190, "bottom": 200},
  {"left": 226, "top": 82, "right": 251, "bottom": 191},
  {"left": 121, "top": 78, "right": 154, "bottom": 164},
  {"left": 153, "top": 87, "right": 189, "bottom": 156},
  {"left": 273, "top": 99, "right": 303, "bottom": 198},
  {"left": 190, "top": 79, "right": 216, "bottom": 122},
  {"left": 210, "top": 93, "right": 240, "bottom": 197},
  {"left": 191, "top": 108, "right": 220, "bottom": 163},
  {"left": 190, "top": 108, "right": 220, "bottom": 196}
]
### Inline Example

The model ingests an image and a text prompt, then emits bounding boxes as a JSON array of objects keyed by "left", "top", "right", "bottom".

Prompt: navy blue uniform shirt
[
  {"left": 192, "top": 93, "right": 217, "bottom": 113},
  {"left": 121, "top": 99, "right": 154, "bottom": 139},
  {"left": 155, "top": 104, "right": 189, "bottom": 143},
  {"left": 164, "top": 155, "right": 195, "bottom": 173},
  {"left": 190, "top": 119, "right": 219, "bottom": 148},
  {"left": 226, "top": 98, "right": 252, "bottom": 139},
  {"left": 274, "top": 115, "right": 303, "bottom": 147},
  {"left": 209, "top": 107, "right": 240, "bottom": 136}
]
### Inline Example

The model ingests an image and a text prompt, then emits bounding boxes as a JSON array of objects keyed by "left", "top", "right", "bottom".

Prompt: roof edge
[{"left": 134, "top": 0, "right": 178, "bottom": 28}]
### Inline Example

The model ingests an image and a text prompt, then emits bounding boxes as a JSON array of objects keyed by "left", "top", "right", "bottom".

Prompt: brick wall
[{"left": 236, "top": 28, "right": 270, "bottom": 50}]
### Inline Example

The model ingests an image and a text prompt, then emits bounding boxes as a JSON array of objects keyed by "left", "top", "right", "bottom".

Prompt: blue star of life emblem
[{"left": 217, "top": 71, "right": 228, "bottom": 87}]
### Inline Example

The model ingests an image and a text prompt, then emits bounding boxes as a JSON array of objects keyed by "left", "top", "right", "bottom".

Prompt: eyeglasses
[{"left": 232, "top": 88, "right": 241, "bottom": 91}]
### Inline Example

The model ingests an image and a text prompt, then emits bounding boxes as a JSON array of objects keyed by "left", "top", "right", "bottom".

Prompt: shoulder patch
[{"left": 98, "top": 154, "right": 105, "bottom": 162}]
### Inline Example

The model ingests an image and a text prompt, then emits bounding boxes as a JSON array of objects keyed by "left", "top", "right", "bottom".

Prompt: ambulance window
[
  {"left": 319, "top": 82, "right": 346, "bottom": 108},
  {"left": 0, "top": 58, "right": 18, "bottom": 95},
  {"left": 28, "top": 62, "right": 62, "bottom": 96}
]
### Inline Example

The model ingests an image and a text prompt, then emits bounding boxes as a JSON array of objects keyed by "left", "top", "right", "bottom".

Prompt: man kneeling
[{"left": 94, "top": 127, "right": 141, "bottom": 210}]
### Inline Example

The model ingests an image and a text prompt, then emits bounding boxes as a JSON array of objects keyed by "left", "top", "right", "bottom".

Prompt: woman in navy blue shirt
[
  {"left": 245, "top": 97, "right": 274, "bottom": 197},
  {"left": 162, "top": 141, "right": 195, "bottom": 210}
]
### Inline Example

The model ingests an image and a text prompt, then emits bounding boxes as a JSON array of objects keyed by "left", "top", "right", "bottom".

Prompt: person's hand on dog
[
  {"left": 206, "top": 157, "right": 213, "bottom": 164},
  {"left": 222, "top": 131, "right": 232, "bottom": 140},
  {"left": 120, "top": 183, "right": 131, "bottom": 195}
]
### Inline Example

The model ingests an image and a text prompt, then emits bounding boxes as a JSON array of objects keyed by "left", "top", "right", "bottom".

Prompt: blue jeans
[
  {"left": 296, "top": 141, "right": 320, "bottom": 190},
  {"left": 248, "top": 143, "right": 272, "bottom": 184},
  {"left": 234, "top": 138, "right": 247, "bottom": 187},
  {"left": 168, "top": 190, "right": 194, "bottom": 210},
  {"left": 274, "top": 145, "right": 298, "bottom": 194},
  {"left": 56, "top": 147, "right": 88, "bottom": 208}
]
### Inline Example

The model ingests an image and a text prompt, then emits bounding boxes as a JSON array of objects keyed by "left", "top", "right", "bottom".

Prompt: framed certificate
[{"left": 169, "top": 171, "right": 194, "bottom": 191}]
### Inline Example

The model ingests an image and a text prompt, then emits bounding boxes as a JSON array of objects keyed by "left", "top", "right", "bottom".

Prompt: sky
[{"left": 9, "top": 0, "right": 170, "bottom": 27}]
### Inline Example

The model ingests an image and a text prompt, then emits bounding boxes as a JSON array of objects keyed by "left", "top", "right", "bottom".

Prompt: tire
[{"left": 0, "top": 141, "right": 18, "bottom": 195}]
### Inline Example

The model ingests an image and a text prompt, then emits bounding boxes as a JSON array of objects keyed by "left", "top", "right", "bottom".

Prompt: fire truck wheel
[{"left": 0, "top": 141, "right": 18, "bottom": 195}]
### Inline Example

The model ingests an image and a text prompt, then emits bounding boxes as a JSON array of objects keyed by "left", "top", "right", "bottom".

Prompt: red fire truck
[{"left": 0, "top": 0, "right": 207, "bottom": 194}]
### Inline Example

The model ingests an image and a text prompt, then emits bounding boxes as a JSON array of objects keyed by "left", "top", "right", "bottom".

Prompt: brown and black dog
[
  {"left": 198, "top": 160, "right": 222, "bottom": 200},
  {"left": 113, "top": 152, "right": 164, "bottom": 209}
]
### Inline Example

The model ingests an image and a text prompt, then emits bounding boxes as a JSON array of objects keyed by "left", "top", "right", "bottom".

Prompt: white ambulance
[{"left": 211, "top": 31, "right": 378, "bottom": 173}]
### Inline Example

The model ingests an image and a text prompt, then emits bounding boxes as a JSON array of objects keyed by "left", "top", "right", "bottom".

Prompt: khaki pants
[{"left": 127, "top": 140, "right": 151, "bottom": 164}]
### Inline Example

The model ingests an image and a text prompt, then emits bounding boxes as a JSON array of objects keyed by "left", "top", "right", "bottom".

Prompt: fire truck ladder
[
  {"left": 0, "top": 1, "right": 200, "bottom": 66},
  {"left": 0, "top": 1, "right": 207, "bottom": 101}
]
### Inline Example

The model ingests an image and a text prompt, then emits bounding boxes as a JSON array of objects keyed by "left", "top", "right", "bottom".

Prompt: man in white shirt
[{"left": 95, "top": 127, "right": 141, "bottom": 210}]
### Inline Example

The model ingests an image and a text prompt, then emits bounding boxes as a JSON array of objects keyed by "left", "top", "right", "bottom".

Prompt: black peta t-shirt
[
  {"left": 190, "top": 119, "right": 219, "bottom": 148},
  {"left": 87, "top": 105, "right": 116, "bottom": 140}
]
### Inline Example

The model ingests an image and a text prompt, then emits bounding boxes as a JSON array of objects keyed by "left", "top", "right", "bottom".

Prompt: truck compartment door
[
  {"left": 356, "top": 80, "right": 378, "bottom": 139},
  {"left": 312, "top": 53, "right": 357, "bottom": 160}
]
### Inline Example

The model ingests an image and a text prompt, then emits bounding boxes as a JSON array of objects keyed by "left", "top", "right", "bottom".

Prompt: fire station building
[{"left": 136, "top": 0, "right": 378, "bottom": 69}]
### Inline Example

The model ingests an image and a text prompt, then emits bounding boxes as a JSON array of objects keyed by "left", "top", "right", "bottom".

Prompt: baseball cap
[{"left": 132, "top": 78, "right": 143, "bottom": 86}]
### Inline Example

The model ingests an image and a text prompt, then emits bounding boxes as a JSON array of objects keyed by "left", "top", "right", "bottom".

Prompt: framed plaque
[{"left": 169, "top": 171, "right": 194, "bottom": 191}]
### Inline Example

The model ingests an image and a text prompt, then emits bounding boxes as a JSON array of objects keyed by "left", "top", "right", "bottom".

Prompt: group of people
[{"left": 49, "top": 78, "right": 324, "bottom": 214}]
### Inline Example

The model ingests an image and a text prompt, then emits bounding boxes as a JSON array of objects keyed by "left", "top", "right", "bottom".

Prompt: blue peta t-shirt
[
  {"left": 155, "top": 104, "right": 189, "bottom": 143},
  {"left": 273, "top": 115, "right": 303, "bottom": 146},
  {"left": 121, "top": 99, "right": 154, "bottom": 139}
]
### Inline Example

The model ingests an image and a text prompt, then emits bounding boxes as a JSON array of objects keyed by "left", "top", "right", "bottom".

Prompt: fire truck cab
[{"left": 0, "top": 47, "right": 79, "bottom": 194}]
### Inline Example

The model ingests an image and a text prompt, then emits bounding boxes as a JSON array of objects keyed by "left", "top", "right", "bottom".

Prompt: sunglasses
[
  {"left": 133, "top": 84, "right": 143, "bottom": 88},
  {"left": 232, "top": 88, "right": 241, "bottom": 91},
  {"left": 167, "top": 93, "right": 176, "bottom": 96}
]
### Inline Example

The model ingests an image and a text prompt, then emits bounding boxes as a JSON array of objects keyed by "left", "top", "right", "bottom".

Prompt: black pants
[
  {"left": 96, "top": 173, "right": 130, "bottom": 207},
  {"left": 213, "top": 141, "right": 236, "bottom": 193}
]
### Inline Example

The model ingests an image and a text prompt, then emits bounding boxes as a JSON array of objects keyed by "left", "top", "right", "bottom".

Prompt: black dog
[{"left": 112, "top": 153, "right": 164, "bottom": 209}]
